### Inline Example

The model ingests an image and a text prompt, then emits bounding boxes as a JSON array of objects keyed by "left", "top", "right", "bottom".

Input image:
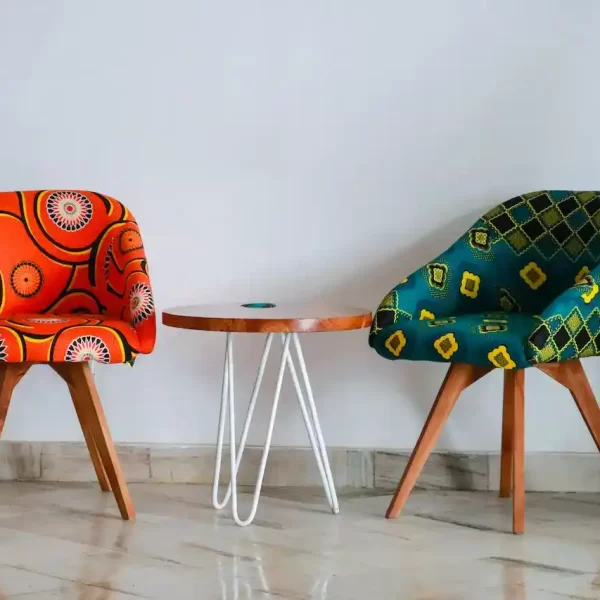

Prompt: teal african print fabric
[{"left": 370, "top": 191, "right": 600, "bottom": 369}]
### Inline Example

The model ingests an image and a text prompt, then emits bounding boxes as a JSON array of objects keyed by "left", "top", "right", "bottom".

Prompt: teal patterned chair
[{"left": 370, "top": 190, "right": 600, "bottom": 533}]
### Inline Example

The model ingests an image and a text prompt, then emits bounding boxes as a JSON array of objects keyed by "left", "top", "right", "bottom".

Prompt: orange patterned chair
[{"left": 0, "top": 190, "right": 156, "bottom": 519}]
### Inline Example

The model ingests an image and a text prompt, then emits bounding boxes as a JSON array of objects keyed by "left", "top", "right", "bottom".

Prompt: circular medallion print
[
  {"left": 65, "top": 335, "right": 110, "bottom": 364},
  {"left": 119, "top": 228, "right": 143, "bottom": 253},
  {"left": 10, "top": 261, "right": 43, "bottom": 298},
  {"left": 46, "top": 191, "right": 93, "bottom": 232},
  {"left": 129, "top": 282, "right": 154, "bottom": 325}
]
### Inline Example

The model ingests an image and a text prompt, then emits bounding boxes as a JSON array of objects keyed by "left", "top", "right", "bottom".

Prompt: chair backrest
[
  {"left": 0, "top": 190, "right": 151, "bottom": 320},
  {"left": 372, "top": 190, "right": 600, "bottom": 335},
  {"left": 469, "top": 190, "right": 600, "bottom": 314}
]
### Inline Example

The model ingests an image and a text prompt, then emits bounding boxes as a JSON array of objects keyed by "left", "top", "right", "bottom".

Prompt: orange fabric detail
[{"left": 0, "top": 191, "right": 156, "bottom": 364}]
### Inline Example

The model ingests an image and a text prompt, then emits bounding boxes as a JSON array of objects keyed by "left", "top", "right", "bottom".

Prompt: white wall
[{"left": 1, "top": 0, "right": 600, "bottom": 451}]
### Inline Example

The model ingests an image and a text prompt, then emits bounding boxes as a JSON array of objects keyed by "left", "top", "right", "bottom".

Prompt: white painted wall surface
[{"left": 0, "top": 0, "right": 599, "bottom": 451}]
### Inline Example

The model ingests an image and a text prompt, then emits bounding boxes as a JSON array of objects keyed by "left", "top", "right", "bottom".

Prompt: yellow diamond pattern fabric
[{"left": 370, "top": 190, "right": 600, "bottom": 369}]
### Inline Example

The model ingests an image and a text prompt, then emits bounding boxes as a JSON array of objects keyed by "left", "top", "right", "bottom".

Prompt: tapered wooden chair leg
[
  {"left": 386, "top": 363, "right": 491, "bottom": 519},
  {"left": 507, "top": 369, "right": 525, "bottom": 534},
  {"left": 51, "top": 364, "right": 111, "bottom": 492},
  {"left": 65, "top": 363, "right": 135, "bottom": 520},
  {"left": 499, "top": 371, "right": 515, "bottom": 498},
  {"left": 537, "top": 359, "right": 600, "bottom": 453},
  {"left": 563, "top": 361, "right": 600, "bottom": 452},
  {"left": 0, "top": 364, "right": 31, "bottom": 437}
]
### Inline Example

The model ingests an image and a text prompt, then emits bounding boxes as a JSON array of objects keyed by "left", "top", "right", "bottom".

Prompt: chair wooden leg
[
  {"left": 51, "top": 364, "right": 111, "bottom": 492},
  {"left": 58, "top": 362, "right": 135, "bottom": 520},
  {"left": 566, "top": 362, "right": 600, "bottom": 452},
  {"left": 538, "top": 360, "right": 600, "bottom": 452},
  {"left": 0, "top": 364, "right": 31, "bottom": 437},
  {"left": 535, "top": 362, "right": 567, "bottom": 387},
  {"left": 385, "top": 363, "right": 492, "bottom": 519},
  {"left": 499, "top": 371, "right": 515, "bottom": 498},
  {"left": 507, "top": 369, "right": 525, "bottom": 534}
]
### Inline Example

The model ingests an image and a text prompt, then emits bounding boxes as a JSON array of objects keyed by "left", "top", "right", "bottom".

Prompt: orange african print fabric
[{"left": 0, "top": 191, "right": 156, "bottom": 364}]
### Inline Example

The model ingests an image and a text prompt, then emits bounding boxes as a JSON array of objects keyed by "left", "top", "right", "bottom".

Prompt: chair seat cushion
[
  {"left": 0, "top": 314, "right": 141, "bottom": 364},
  {"left": 371, "top": 312, "right": 540, "bottom": 369}
]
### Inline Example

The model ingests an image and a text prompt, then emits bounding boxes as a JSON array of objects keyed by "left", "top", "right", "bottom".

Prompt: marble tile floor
[{"left": 0, "top": 484, "right": 598, "bottom": 598}]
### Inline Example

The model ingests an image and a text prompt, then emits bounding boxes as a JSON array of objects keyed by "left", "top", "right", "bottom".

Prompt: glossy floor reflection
[{"left": 0, "top": 484, "right": 598, "bottom": 598}]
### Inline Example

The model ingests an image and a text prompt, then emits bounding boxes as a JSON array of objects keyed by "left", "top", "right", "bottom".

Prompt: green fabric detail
[
  {"left": 370, "top": 190, "right": 600, "bottom": 369},
  {"left": 528, "top": 267, "right": 600, "bottom": 364},
  {"left": 540, "top": 206, "right": 561, "bottom": 228},
  {"left": 373, "top": 312, "right": 538, "bottom": 368}
]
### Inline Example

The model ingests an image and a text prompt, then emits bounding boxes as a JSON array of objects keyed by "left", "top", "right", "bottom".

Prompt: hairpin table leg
[{"left": 212, "top": 331, "right": 339, "bottom": 526}]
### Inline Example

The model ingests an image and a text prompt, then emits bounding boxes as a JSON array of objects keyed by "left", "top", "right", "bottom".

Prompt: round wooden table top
[{"left": 162, "top": 302, "right": 373, "bottom": 333}]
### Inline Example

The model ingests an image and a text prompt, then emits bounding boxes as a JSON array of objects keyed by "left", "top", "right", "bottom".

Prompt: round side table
[{"left": 162, "top": 302, "right": 372, "bottom": 526}]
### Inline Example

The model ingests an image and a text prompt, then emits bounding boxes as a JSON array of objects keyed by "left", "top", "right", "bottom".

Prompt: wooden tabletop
[{"left": 162, "top": 302, "right": 373, "bottom": 333}]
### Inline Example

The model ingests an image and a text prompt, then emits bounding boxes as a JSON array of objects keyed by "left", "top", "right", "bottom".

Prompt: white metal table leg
[
  {"left": 281, "top": 334, "right": 338, "bottom": 512},
  {"left": 212, "top": 331, "right": 339, "bottom": 525},
  {"left": 212, "top": 333, "right": 232, "bottom": 509},
  {"left": 230, "top": 334, "right": 292, "bottom": 526},
  {"left": 291, "top": 333, "right": 339, "bottom": 513},
  {"left": 213, "top": 333, "right": 273, "bottom": 510}
]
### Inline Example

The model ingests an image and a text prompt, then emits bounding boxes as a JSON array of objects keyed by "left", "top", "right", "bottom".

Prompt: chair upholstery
[
  {"left": 0, "top": 190, "right": 155, "bottom": 364},
  {"left": 370, "top": 190, "right": 600, "bottom": 369}
]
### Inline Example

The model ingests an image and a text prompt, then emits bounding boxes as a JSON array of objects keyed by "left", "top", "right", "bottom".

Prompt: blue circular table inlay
[{"left": 241, "top": 302, "right": 276, "bottom": 309}]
